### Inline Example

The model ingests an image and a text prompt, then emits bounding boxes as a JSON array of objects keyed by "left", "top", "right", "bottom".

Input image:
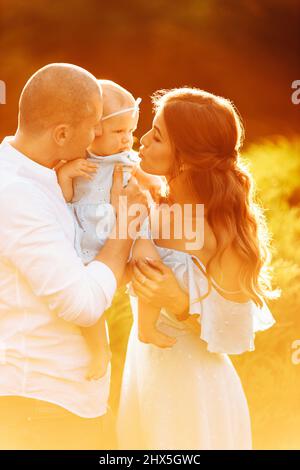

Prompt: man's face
[{"left": 63, "top": 94, "right": 103, "bottom": 161}]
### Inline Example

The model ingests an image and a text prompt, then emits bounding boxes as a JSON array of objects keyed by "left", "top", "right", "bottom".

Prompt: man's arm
[
  {"left": 0, "top": 181, "right": 117, "bottom": 327},
  {"left": 0, "top": 167, "right": 148, "bottom": 328}
]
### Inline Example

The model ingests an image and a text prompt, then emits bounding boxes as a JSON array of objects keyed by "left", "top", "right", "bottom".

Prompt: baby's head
[{"left": 88, "top": 80, "right": 140, "bottom": 156}]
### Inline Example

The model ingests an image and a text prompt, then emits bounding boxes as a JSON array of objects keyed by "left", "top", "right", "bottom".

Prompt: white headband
[{"left": 101, "top": 97, "right": 142, "bottom": 121}]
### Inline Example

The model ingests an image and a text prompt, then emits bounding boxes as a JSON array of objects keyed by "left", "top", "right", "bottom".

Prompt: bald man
[{"left": 0, "top": 63, "right": 148, "bottom": 449}]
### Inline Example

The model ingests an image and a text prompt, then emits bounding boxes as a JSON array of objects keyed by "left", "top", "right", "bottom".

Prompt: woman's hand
[
  {"left": 131, "top": 257, "right": 190, "bottom": 319},
  {"left": 110, "top": 165, "right": 149, "bottom": 229}
]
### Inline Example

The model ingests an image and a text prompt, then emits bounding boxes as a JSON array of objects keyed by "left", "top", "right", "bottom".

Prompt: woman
[{"left": 117, "top": 87, "right": 278, "bottom": 450}]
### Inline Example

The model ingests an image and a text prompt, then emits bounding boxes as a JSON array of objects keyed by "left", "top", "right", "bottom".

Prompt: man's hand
[
  {"left": 95, "top": 165, "right": 150, "bottom": 286},
  {"left": 134, "top": 166, "right": 163, "bottom": 203},
  {"left": 111, "top": 164, "right": 149, "bottom": 233}
]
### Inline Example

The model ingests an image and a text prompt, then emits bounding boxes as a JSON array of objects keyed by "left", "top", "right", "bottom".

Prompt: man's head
[
  {"left": 88, "top": 79, "right": 139, "bottom": 156},
  {"left": 17, "top": 63, "right": 103, "bottom": 161}
]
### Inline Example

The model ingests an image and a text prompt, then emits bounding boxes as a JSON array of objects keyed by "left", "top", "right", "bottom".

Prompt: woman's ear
[{"left": 53, "top": 124, "right": 72, "bottom": 146}]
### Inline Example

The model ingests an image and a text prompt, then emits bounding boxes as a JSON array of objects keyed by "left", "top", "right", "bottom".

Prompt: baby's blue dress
[{"left": 68, "top": 150, "right": 140, "bottom": 264}]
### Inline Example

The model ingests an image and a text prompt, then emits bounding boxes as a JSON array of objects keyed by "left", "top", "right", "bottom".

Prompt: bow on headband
[{"left": 101, "top": 97, "right": 142, "bottom": 121}]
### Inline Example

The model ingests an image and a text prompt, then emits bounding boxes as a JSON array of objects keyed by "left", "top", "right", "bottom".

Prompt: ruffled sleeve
[{"left": 186, "top": 256, "right": 276, "bottom": 355}]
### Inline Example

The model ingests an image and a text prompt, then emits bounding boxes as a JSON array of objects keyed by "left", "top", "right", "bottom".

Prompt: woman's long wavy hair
[{"left": 152, "top": 87, "right": 279, "bottom": 307}]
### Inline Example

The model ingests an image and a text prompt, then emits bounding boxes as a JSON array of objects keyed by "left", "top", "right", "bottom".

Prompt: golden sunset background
[{"left": 0, "top": 0, "right": 299, "bottom": 449}]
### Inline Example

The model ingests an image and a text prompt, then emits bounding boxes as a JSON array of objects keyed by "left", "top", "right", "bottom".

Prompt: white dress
[{"left": 117, "top": 220, "right": 276, "bottom": 450}]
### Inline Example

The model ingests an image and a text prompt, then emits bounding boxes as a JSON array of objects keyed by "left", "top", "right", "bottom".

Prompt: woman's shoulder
[
  {"left": 152, "top": 206, "right": 250, "bottom": 303},
  {"left": 152, "top": 207, "right": 216, "bottom": 262}
]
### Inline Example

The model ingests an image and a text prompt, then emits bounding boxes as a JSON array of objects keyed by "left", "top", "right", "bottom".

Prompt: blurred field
[
  {"left": 233, "top": 137, "right": 300, "bottom": 450},
  {"left": 0, "top": 0, "right": 299, "bottom": 450},
  {"left": 0, "top": 0, "right": 299, "bottom": 142},
  {"left": 106, "top": 137, "right": 300, "bottom": 450}
]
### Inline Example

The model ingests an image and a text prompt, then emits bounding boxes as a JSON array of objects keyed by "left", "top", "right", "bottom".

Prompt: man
[{"left": 0, "top": 63, "right": 148, "bottom": 449}]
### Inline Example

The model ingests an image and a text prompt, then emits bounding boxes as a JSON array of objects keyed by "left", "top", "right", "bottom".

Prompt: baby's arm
[
  {"left": 132, "top": 239, "right": 177, "bottom": 348},
  {"left": 57, "top": 171, "right": 74, "bottom": 202},
  {"left": 56, "top": 158, "right": 99, "bottom": 202}
]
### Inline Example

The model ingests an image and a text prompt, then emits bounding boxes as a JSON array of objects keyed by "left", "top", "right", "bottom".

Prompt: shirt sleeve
[{"left": 0, "top": 181, "right": 117, "bottom": 327}]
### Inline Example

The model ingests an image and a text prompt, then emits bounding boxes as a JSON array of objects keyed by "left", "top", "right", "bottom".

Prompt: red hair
[{"left": 152, "top": 87, "right": 279, "bottom": 307}]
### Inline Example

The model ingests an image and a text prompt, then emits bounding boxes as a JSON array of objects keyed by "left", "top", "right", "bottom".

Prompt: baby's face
[{"left": 88, "top": 111, "right": 139, "bottom": 156}]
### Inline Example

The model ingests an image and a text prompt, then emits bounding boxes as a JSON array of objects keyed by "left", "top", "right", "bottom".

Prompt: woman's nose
[{"left": 140, "top": 131, "right": 149, "bottom": 147}]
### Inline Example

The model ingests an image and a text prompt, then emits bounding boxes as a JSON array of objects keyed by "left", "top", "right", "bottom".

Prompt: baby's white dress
[
  {"left": 68, "top": 150, "right": 140, "bottom": 264},
  {"left": 117, "top": 218, "right": 276, "bottom": 450}
]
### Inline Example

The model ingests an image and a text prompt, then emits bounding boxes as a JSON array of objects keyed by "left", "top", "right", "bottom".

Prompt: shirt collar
[
  {"left": 87, "top": 149, "right": 141, "bottom": 164},
  {"left": 0, "top": 136, "right": 58, "bottom": 188}
]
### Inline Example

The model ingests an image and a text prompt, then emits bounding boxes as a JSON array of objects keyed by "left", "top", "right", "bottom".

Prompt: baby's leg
[
  {"left": 81, "top": 316, "right": 111, "bottom": 380},
  {"left": 137, "top": 301, "right": 177, "bottom": 348},
  {"left": 133, "top": 239, "right": 177, "bottom": 348}
]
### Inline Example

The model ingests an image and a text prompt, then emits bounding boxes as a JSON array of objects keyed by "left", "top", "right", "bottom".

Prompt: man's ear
[{"left": 53, "top": 124, "right": 72, "bottom": 146}]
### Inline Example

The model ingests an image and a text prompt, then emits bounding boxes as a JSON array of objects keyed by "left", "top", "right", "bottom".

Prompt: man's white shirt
[{"left": 0, "top": 138, "right": 117, "bottom": 417}]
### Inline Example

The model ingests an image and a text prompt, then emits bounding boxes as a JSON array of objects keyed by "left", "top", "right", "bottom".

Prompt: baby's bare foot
[
  {"left": 138, "top": 329, "right": 177, "bottom": 349},
  {"left": 86, "top": 349, "right": 112, "bottom": 381}
]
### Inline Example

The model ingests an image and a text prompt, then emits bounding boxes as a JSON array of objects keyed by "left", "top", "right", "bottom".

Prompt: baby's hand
[
  {"left": 86, "top": 347, "right": 112, "bottom": 381},
  {"left": 135, "top": 167, "right": 162, "bottom": 202},
  {"left": 183, "top": 314, "right": 201, "bottom": 336},
  {"left": 57, "top": 158, "right": 99, "bottom": 181}
]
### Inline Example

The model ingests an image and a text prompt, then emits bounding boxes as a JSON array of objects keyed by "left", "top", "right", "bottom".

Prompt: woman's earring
[{"left": 179, "top": 162, "right": 186, "bottom": 174}]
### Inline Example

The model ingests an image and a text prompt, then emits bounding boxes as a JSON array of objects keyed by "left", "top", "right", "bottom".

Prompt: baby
[{"left": 56, "top": 79, "right": 168, "bottom": 380}]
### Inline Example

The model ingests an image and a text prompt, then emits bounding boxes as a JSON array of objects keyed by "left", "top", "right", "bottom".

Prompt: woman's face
[{"left": 139, "top": 109, "right": 175, "bottom": 176}]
